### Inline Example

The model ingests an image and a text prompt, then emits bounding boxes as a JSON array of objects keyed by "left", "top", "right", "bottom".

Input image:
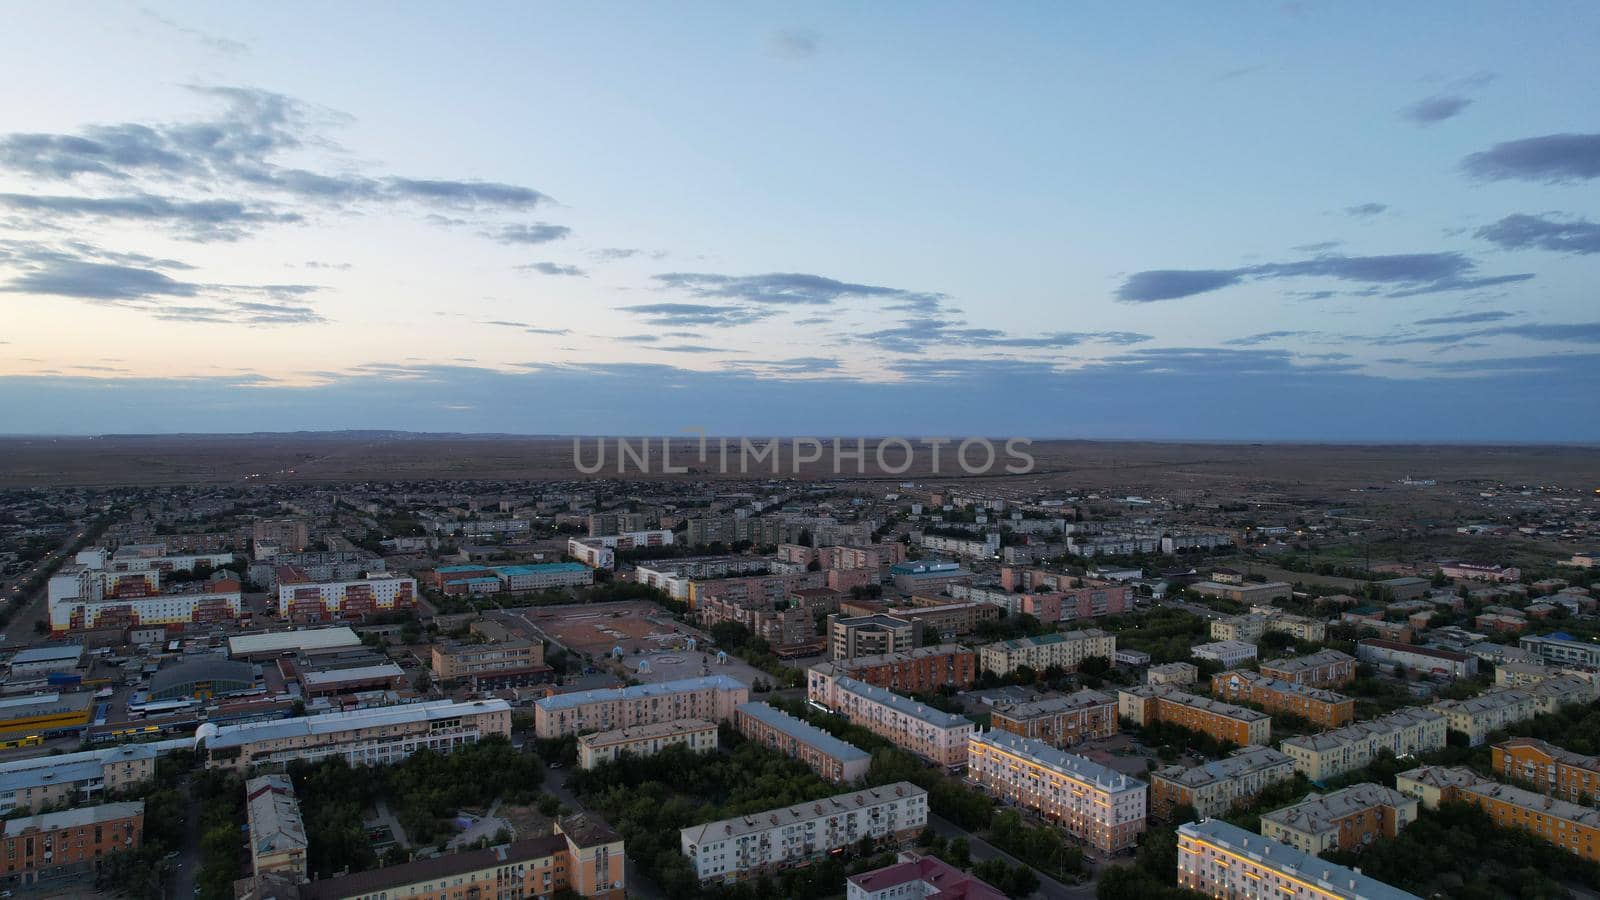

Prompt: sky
[{"left": 0, "top": 3, "right": 1596, "bottom": 440}]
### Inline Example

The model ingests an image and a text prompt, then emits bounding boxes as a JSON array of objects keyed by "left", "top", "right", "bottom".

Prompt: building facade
[
  {"left": 577, "top": 719, "right": 720, "bottom": 770},
  {"left": 1118, "top": 686, "right": 1272, "bottom": 746},
  {"left": 1258, "top": 784, "right": 1418, "bottom": 856},
  {"left": 1211, "top": 670, "right": 1355, "bottom": 729},
  {"left": 533, "top": 675, "right": 749, "bottom": 739},
  {"left": 1259, "top": 650, "right": 1357, "bottom": 688},
  {"left": 1176, "top": 819, "right": 1420, "bottom": 900},
  {"left": 808, "top": 675, "right": 973, "bottom": 769},
  {"left": 1493, "top": 737, "right": 1600, "bottom": 803},
  {"left": 978, "top": 629, "right": 1117, "bottom": 676},
  {"left": 680, "top": 783, "right": 928, "bottom": 884},
  {"left": 736, "top": 702, "right": 871, "bottom": 783},
  {"left": 1278, "top": 708, "right": 1447, "bottom": 781},
  {"left": 807, "top": 644, "right": 976, "bottom": 697},
  {"left": 0, "top": 801, "right": 144, "bottom": 888},
  {"left": 1150, "top": 746, "right": 1297, "bottom": 819},
  {"left": 200, "top": 699, "right": 512, "bottom": 770},
  {"left": 965, "top": 730, "right": 1147, "bottom": 853},
  {"left": 988, "top": 689, "right": 1118, "bottom": 748},
  {"left": 277, "top": 572, "right": 417, "bottom": 621}
]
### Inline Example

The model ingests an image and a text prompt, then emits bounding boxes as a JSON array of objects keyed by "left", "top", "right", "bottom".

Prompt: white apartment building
[
  {"left": 276, "top": 573, "right": 417, "bottom": 618},
  {"left": 1191, "top": 640, "right": 1259, "bottom": 668},
  {"left": 680, "top": 782, "right": 928, "bottom": 883},
  {"left": 1430, "top": 688, "right": 1538, "bottom": 746},
  {"left": 48, "top": 563, "right": 242, "bottom": 634},
  {"left": 966, "top": 730, "right": 1147, "bottom": 852}
]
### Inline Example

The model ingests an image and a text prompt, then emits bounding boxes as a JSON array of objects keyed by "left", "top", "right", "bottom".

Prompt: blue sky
[{"left": 0, "top": 3, "right": 1596, "bottom": 439}]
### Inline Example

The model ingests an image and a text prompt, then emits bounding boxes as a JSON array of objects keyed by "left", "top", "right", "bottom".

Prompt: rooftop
[
  {"left": 832, "top": 676, "right": 973, "bottom": 729},
  {"left": 971, "top": 729, "right": 1145, "bottom": 794},
  {"left": 534, "top": 675, "right": 746, "bottom": 712},
  {"left": 202, "top": 698, "right": 509, "bottom": 750},
  {"left": 494, "top": 562, "right": 590, "bottom": 576},
  {"left": 1154, "top": 746, "right": 1295, "bottom": 788},
  {"left": 1261, "top": 783, "right": 1414, "bottom": 835},
  {"left": 1179, "top": 819, "right": 1420, "bottom": 900},
  {"left": 681, "top": 782, "right": 926, "bottom": 846},
  {"left": 228, "top": 627, "right": 361, "bottom": 657},
  {"left": 737, "top": 701, "right": 870, "bottom": 763},
  {"left": 9, "top": 644, "right": 85, "bottom": 664},
  {"left": 847, "top": 853, "right": 1007, "bottom": 900},
  {"left": 2, "top": 800, "right": 144, "bottom": 835}
]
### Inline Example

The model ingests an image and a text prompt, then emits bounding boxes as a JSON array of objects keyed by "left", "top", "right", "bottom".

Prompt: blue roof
[
  {"left": 736, "top": 701, "right": 869, "bottom": 763},
  {"left": 445, "top": 576, "right": 501, "bottom": 585},
  {"left": 833, "top": 676, "right": 972, "bottom": 729},
  {"left": 535, "top": 675, "right": 746, "bottom": 712},
  {"left": 437, "top": 565, "right": 488, "bottom": 574},
  {"left": 494, "top": 562, "right": 590, "bottom": 576}
]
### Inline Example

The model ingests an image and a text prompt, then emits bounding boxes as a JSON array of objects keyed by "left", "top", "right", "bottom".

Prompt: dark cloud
[
  {"left": 524, "top": 327, "right": 571, "bottom": 335},
  {"left": 0, "top": 191, "right": 299, "bottom": 241},
  {"left": 1462, "top": 133, "right": 1600, "bottom": 183},
  {"left": 1375, "top": 321, "right": 1600, "bottom": 346},
  {"left": 1084, "top": 346, "right": 1362, "bottom": 376},
  {"left": 1344, "top": 202, "right": 1387, "bottom": 217},
  {"left": 1401, "top": 95, "right": 1471, "bottom": 125},
  {"left": 771, "top": 28, "right": 820, "bottom": 59},
  {"left": 1117, "top": 252, "right": 1532, "bottom": 302},
  {"left": 617, "top": 302, "right": 775, "bottom": 328},
  {"left": 1413, "top": 310, "right": 1513, "bottom": 326},
  {"left": 482, "top": 319, "right": 529, "bottom": 328},
  {"left": 1224, "top": 330, "right": 1317, "bottom": 346},
  {"left": 517, "top": 261, "right": 586, "bottom": 277},
  {"left": 655, "top": 271, "right": 943, "bottom": 307},
  {"left": 1475, "top": 213, "right": 1600, "bottom": 254},
  {"left": 0, "top": 241, "right": 323, "bottom": 325},
  {"left": 490, "top": 224, "right": 572, "bottom": 245},
  {"left": 653, "top": 344, "right": 741, "bottom": 354},
  {"left": 1116, "top": 269, "right": 1248, "bottom": 302},
  {"left": 615, "top": 334, "right": 660, "bottom": 343},
  {"left": 0, "top": 86, "right": 559, "bottom": 240}
]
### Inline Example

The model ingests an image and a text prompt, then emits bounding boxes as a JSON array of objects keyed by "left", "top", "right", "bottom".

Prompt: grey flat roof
[
  {"left": 832, "top": 676, "right": 971, "bottom": 729},
  {"left": 10, "top": 644, "right": 84, "bottom": 664},
  {"left": 535, "top": 675, "right": 745, "bottom": 713},
  {"left": 204, "top": 699, "right": 508, "bottom": 749},
  {"left": 736, "top": 702, "right": 869, "bottom": 763},
  {"left": 971, "top": 729, "right": 1144, "bottom": 794}
]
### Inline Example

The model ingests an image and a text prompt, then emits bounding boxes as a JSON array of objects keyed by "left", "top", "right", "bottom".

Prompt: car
[{"left": 548, "top": 761, "right": 563, "bottom": 769}]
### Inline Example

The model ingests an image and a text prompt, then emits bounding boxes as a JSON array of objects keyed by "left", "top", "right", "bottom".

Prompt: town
[{"left": 0, "top": 461, "right": 1596, "bottom": 900}]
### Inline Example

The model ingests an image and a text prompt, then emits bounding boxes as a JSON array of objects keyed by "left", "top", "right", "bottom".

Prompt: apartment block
[
  {"left": 1150, "top": 746, "right": 1297, "bottom": 819},
  {"left": 200, "top": 699, "right": 512, "bottom": 769},
  {"left": 1259, "top": 650, "right": 1357, "bottom": 689},
  {"left": 1118, "top": 686, "right": 1272, "bottom": 746},
  {"left": 534, "top": 675, "right": 749, "bottom": 739},
  {"left": 1212, "top": 670, "right": 1356, "bottom": 728},
  {"left": 1190, "top": 640, "right": 1258, "bottom": 668},
  {"left": 988, "top": 689, "right": 1117, "bottom": 748},
  {"left": 808, "top": 675, "right": 973, "bottom": 769},
  {"left": 277, "top": 572, "right": 417, "bottom": 621},
  {"left": 680, "top": 783, "right": 928, "bottom": 884},
  {"left": 1210, "top": 614, "right": 1266, "bottom": 643},
  {"left": 1176, "top": 819, "right": 1420, "bottom": 900},
  {"left": 245, "top": 774, "right": 307, "bottom": 882},
  {"left": 1191, "top": 580, "right": 1294, "bottom": 605},
  {"left": 0, "top": 739, "right": 186, "bottom": 814},
  {"left": 978, "top": 629, "right": 1117, "bottom": 676},
  {"left": 965, "top": 730, "right": 1147, "bottom": 853},
  {"left": 807, "top": 644, "right": 976, "bottom": 697},
  {"left": 1278, "top": 708, "right": 1447, "bottom": 782},
  {"left": 894, "top": 601, "right": 1000, "bottom": 638},
  {"left": 1396, "top": 767, "right": 1600, "bottom": 863},
  {"left": 0, "top": 801, "right": 145, "bottom": 887},
  {"left": 1429, "top": 688, "right": 1537, "bottom": 746},
  {"left": 1493, "top": 737, "right": 1600, "bottom": 803},
  {"left": 300, "top": 815, "right": 626, "bottom": 899},
  {"left": 735, "top": 702, "right": 871, "bottom": 783},
  {"left": 432, "top": 638, "right": 551, "bottom": 690},
  {"left": 1147, "top": 661, "right": 1200, "bottom": 687},
  {"left": 577, "top": 719, "right": 719, "bottom": 770},
  {"left": 1259, "top": 784, "right": 1418, "bottom": 856},
  {"left": 828, "top": 613, "right": 919, "bottom": 660}
]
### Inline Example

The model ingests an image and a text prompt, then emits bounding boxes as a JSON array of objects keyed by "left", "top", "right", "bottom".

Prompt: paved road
[
  {"left": 927, "top": 813, "right": 1097, "bottom": 900},
  {"left": 172, "top": 777, "right": 202, "bottom": 899},
  {"left": 1, "top": 524, "right": 90, "bottom": 643}
]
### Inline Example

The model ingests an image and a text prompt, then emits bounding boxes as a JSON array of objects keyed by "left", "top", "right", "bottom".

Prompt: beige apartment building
[
  {"left": 431, "top": 637, "right": 549, "bottom": 689},
  {"left": 1177, "top": 819, "right": 1420, "bottom": 900},
  {"left": 978, "top": 629, "right": 1117, "bottom": 676},
  {"left": 1146, "top": 661, "right": 1199, "bottom": 687},
  {"left": 533, "top": 675, "right": 749, "bottom": 739},
  {"left": 245, "top": 774, "right": 307, "bottom": 882},
  {"left": 1430, "top": 688, "right": 1538, "bottom": 746},
  {"left": 809, "top": 675, "right": 973, "bottom": 769},
  {"left": 1150, "top": 746, "right": 1297, "bottom": 819},
  {"left": 1278, "top": 707, "right": 1447, "bottom": 781},
  {"left": 1259, "top": 784, "right": 1418, "bottom": 857},
  {"left": 577, "top": 719, "right": 720, "bottom": 770},
  {"left": 965, "top": 730, "right": 1147, "bottom": 853}
]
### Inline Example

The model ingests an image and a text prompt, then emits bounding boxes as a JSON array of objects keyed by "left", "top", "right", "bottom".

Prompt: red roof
[{"left": 847, "top": 855, "right": 1008, "bottom": 900}]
